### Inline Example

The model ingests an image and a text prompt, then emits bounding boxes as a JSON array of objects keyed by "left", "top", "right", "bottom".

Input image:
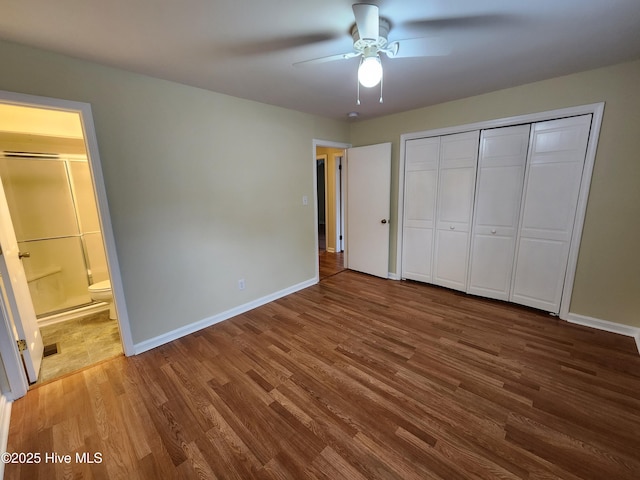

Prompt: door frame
[
  {"left": 0, "top": 90, "right": 134, "bottom": 396},
  {"left": 397, "top": 102, "right": 604, "bottom": 320},
  {"left": 316, "top": 151, "right": 345, "bottom": 254},
  {"left": 316, "top": 154, "right": 328, "bottom": 250},
  {"left": 335, "top": 154, "right": 345, "bottom": 253},
  {"left": 312, "top": 139, "right": 350, "bottom": 282},
  {"left": 0, "top": 285, "right": 28, "bottom": 400}
]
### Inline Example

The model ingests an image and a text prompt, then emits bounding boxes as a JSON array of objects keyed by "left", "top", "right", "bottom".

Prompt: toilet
[{"left": 88, "top": 280, "right": 116, "bottom": 319}]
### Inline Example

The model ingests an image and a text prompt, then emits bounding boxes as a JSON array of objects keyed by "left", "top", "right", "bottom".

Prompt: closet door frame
[{"left": 397, "top": 102, "right": 604, "bottom": 320}]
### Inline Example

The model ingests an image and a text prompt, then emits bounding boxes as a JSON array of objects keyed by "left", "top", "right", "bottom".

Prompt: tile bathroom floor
[{"left": 37, "top": 309, "right": 123, "bottom": 383}]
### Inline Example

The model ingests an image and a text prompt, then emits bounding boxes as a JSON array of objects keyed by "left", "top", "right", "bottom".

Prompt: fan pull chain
[
  {"left": 379, "top": 67, "right": 384, "bottom": 103},
  {"left": 356, "top": 57, "right": 362, "bottom": 105}
]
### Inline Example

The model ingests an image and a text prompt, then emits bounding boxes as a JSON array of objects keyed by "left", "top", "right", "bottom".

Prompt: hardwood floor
[
  {"left": 319, "top": 250, "right": 345, "bottom": 280},
  {"left": 6, "top": 270, "right": 640, "bottom": 479}
]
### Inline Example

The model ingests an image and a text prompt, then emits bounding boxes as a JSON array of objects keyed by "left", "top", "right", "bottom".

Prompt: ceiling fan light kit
[
  {"left": 295, "top": 3, "right": 453, "bottom": 108},
  {"left": 358, "top": 52, "right": 382, "bottom": 88}
]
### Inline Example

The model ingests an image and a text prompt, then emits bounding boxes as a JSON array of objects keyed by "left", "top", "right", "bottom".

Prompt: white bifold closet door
[
  {"left": 510, "top": 115, "right": 592, "bottom": 313},
  {"left": 401, "top": 137, "right": 440, "bottom": 283},
  {"left": 433, "top": 131, "right": 479, "bottom": 291},
  {"left": 467, "top": 124, "right": 531, "bottom": 301}
]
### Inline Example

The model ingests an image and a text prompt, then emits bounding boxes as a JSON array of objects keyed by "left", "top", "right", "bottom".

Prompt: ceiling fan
[{"left": 294, "top": 3, "right": 452, "bottom": 103}]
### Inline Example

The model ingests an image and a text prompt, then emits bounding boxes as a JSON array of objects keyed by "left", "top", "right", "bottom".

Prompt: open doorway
[
  {"left": 315, "top": 145, "right": 347, "bottom": 280},
  {"left": 0, "top": 93, "right": 130, "bottom": 392},
  {"left": 317, "top": 154, "right": 327, "bottom": 250}
]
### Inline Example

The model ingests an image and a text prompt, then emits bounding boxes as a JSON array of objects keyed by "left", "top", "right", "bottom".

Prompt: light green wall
[
  {"left": 350, "top": 59, "right": 640, "bottom": 328},
  {"left": 0, "top": 40, "right": 349, "bottom": 344}
]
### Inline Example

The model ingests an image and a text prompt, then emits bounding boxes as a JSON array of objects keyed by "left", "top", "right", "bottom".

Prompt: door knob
[
  {"left": 381, "top": 219, "right": 387, "bottom": 224},
  {"left": 18, "top": 251, "right": 30, "bottom": 259}
]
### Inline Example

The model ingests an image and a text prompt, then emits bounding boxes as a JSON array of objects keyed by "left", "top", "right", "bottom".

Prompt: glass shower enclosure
[{"left": 0, "top": 153, "right": 109, "bottom": 318}]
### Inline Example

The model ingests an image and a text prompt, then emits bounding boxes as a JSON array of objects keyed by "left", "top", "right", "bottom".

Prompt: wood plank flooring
[
  {"left": 319, "top": 250, "right": 345, "bottom": 280},
  {"left": 6, "top": 270, "right": 640, "bottom": 479}
]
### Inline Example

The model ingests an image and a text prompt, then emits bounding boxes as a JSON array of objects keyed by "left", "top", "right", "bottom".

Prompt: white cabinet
[
  {"left": 433, "top": 131, "right": 479, "bottom": 291},
  {"left": 510, "top": 115, "right": 592, "bottom": 313},
  {"left": 402, "top": 131, "right": 478, "bottom": 291},
  {"left": 467, "top": 125, "right": 530, "bottom": 301},
  {"left": 401, "top": 113, "right": 594, "bottom": 315}
]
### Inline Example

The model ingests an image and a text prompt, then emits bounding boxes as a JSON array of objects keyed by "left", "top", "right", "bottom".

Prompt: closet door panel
[
  {"left": 468, "top": 125, "right": 530, "bottom": 300},
  {"left": 434, "top": 229, "right": 469, "bottom": 288},
  {"left": 437, "top": 168, "right": 476, "bottom": 227},
  {"left": 469, "top": 234, "right": 518, "bottom": 295},
  {"left": 402, "top": 228, "right": 434, "bottom": 282},
  {"left": 433, "top": 131, "right": 479, "bottom": 291},
  {"left": 402, "top": 137, "right": 439, "bottom": 282},
  {"left": 474, "top": 167, "right": 526, "bottom": 228},
  {"left": 511, "top": 115, "right": 591, "bottom": 313},
  {"left": 518, "top": 162, "right": 584, "bottom": 238},
  {"left": 512, "top": 237, "right": 566, "bottom": 308},
  {"left": 405, "top": 169, "right": 438, "bottom": 228}
]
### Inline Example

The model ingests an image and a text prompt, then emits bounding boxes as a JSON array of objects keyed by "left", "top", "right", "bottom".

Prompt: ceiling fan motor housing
[{"left": 351, "top": 18, "right": 390, "bottom": 52}]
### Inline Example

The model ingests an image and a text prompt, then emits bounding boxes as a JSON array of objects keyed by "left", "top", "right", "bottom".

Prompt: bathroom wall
[{"left": 0, "top": 103, "right": 83, "bottom": 138}]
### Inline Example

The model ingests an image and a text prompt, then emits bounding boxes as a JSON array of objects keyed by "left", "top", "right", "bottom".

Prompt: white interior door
[
  {"left": 0, "top": 177, "right": 43, "bottom": 383},
  {"left": 402, "top": 137, "right": 440, "bottom": 282},
  {"left": 468, "top": 124, "right": 530, "bottom": 300},
  {"left": 346, "top": 143, "right": 391, "bottom": 278},
  {"left": 433, "top": 131, "right": 479, "bottom": 291},
  {"left": 511, "top": 115, "right": 592, "bottom": 313}
]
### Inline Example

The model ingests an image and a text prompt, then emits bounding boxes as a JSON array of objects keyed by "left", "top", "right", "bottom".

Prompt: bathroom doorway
[{"left": 0, "top": 98, "right": 125, "bottom": 385}]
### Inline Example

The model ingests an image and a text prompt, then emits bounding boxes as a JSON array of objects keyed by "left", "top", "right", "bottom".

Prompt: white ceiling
[{"left": 2, "top": 0, "right": 640, "bottom": 121}]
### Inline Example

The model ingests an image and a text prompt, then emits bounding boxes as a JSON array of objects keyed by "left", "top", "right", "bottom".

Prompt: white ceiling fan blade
[
  {"left": 293, "top": 51, "right": 360, "bottom": 67},
  {"left": 387, "top": 38, "right": 452, "bottom": 58},
  {"left": 352, "top": 3, "right": 379, "bottom": 42}
]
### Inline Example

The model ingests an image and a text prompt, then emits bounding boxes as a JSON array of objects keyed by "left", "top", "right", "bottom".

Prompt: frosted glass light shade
[{"left": 358, "top": 56, "right": 382, "bottom": 88}]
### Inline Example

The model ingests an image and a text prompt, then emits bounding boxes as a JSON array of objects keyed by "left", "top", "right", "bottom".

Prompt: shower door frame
[{"left": 0, "top": 90, "right": 134, "bottom": 399}]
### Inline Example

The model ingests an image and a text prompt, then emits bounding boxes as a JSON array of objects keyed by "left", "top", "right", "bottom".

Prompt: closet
[{"left": 401, "top": 114, "right": 593, "bottom": 314}]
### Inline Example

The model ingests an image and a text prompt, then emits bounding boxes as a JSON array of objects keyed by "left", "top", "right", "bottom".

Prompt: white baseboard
[
  {"left": 131, "top": 282, "right": 640, "bottom": 356},
  {"left": 564, "top": 312, "right": 640, "bottom": 355},
  {"left": 0, "top": 394, "right": 12, "bottom": 480},
  {"left": 134, "top": 278, "right": 317, "bottom": 355},
  {"left": 388, "top": 272, "right": 401, "bottom": 281}
]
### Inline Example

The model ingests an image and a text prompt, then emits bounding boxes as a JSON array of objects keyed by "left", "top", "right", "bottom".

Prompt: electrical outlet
[
  {"left": 238, "top": 279, "right": 245, "bottom": 290},
  {"left": 302, "top": 195, "right": 308, "bottom": 205}
]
